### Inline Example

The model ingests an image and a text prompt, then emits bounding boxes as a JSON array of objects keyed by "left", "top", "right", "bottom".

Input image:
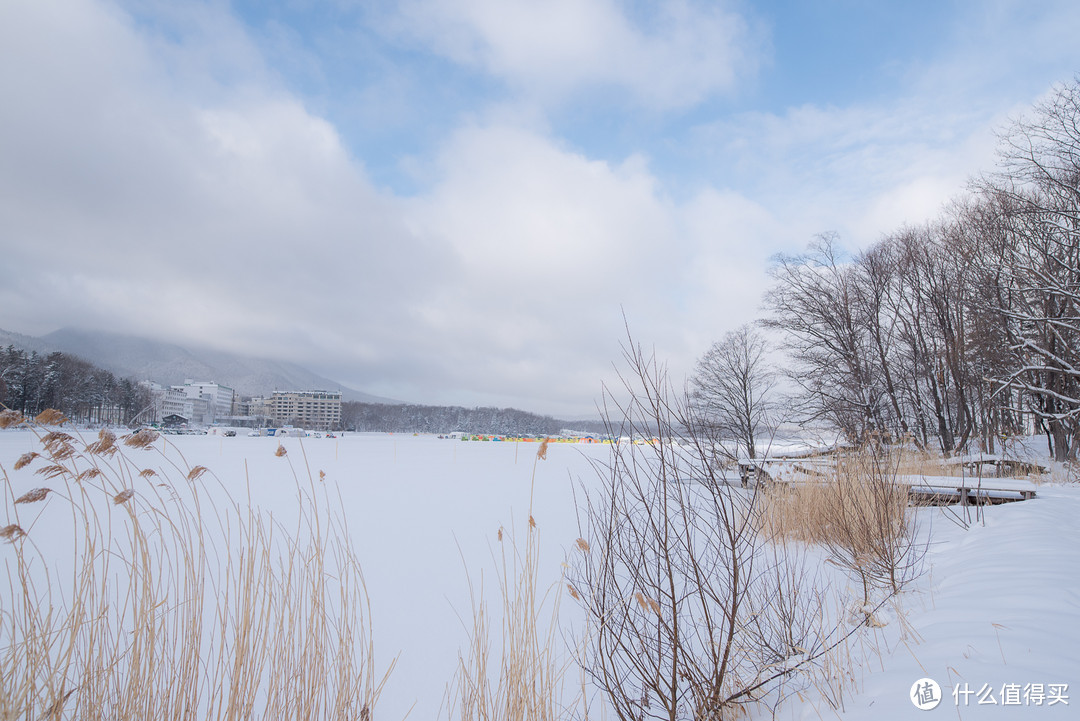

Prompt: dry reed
[
  {"left": 0, "top": 409, "right": 24, "bottom": 428},
  {"left": 13, "top": 453, "right": 38, "bottom": 471},
  {"left": 85, "top": 429, "right": 118, "bottom": 455},
  {"left": 123, "top": 429, "right": 158, "bottom": 448},
  {"left": 33, "top": 409, "right": 67, "bottom": 426},
  {"left": 757, "top": 444, "right": 925, "bottom": 604},
  {"left": 449, "top": 436, "right": 580, "bottom": 721},
  {"left": 13, "top": 488, "right": 51, "bottom": 504},
  {"left": 185, "top": 465, "right": 210, "bottom": 482},
  {"left": 76, "top": 467, "right": 103, "bottom": 482},
  {"left": 0, "top": 411, "right": 391, "bottom": 720}
]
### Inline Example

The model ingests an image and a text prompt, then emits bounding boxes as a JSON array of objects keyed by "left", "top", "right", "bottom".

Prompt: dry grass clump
[
  {"left": 759, "top": 448, "right": 909, "bottom": 545},
  {"left": 892, "top": 448, "right": 952, "bottom": 478},
  {"left": 758, "top": 445, "right": 925, "bottom": 606},
  {"left": 0, "top": 411, "right": 391, "bottom": 720},
  {"left": 756, "top": 482, "right": 829, "bottom": 544}
]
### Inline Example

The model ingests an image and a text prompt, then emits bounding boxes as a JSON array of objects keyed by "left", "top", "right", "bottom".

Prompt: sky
[{"left": 1, "top": 0, "right": 1079, "bottom": 417}]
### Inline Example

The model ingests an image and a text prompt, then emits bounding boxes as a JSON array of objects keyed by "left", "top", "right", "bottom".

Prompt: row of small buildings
[{"left": 145, "top": 381, "right": 342, "bottom": 430}]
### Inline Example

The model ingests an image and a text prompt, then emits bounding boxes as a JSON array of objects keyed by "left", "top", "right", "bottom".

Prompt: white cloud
[
  {"left": 684, "top": 0, "right": 1080, "bottom": 251},
  {"left": 688, "top": 93, "right": 1010, "bottom": 255},
  {"left": 388, "top": 0, "right": 762, "bottom": 109},
  {"left": 0, "top": 0, "right": 776, "bottom": 414},
  {"left": 0, "top": 1, "right": 442, "bottom": 366},
  {"left": 3, "top": 0, "right": 765, "bottom": 415},
  {"left": 3, "top": 0, "right": 1077, "bottom": 417},
  {"left": 394, "top": 122, "right": 806, "bottom": 404},
  {"left": 398, "top": 124, "right": 678, "bottom": 404}
]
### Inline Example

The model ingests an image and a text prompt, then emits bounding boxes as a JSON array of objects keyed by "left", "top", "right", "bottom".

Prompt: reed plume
[
  {"left": 0, "top": 409, "right": 23, "bottom": 428},
  {"left": 14, "top": 487, "right": 51, "bottom": 504},
  {"left": 33, "top": 409, "right": 67, "bottom": 425},
  {"left": 14, "top": 452, "right": 38, "bottom": 471}
]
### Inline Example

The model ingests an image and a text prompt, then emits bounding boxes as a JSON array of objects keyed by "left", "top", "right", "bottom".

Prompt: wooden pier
[
  {"left": 735, "top": 460, "right": 1039, "bottom": 507},
  {"left": 906, "top": 482, "right": 1037, "bottom": 507}
]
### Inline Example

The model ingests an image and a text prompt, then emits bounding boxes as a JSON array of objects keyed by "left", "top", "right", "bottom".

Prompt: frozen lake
[
  {"left": 1, "top": 429, "right": 611, "bottom": 719},
  {"left": 3, "top": 428, "right": 1077, "bottom": 720}
]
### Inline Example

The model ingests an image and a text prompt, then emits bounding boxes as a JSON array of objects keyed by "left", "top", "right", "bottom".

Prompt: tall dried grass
[
  {"left": 747, "top": 446, "right": 929, "bottom": 712},
  {"left": 757, "top": 444, "right": 925, "bottom": 606},
  {"left": 0, "top": 410, "right": 391, "bottom": 720},
  {"left": 450, "top": 438, "right": 581, "bottom": 721}
]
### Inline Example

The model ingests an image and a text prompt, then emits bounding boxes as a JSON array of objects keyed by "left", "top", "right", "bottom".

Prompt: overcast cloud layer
[{"left": 2, "top": 0, "right": 1079, "bottom": 416}]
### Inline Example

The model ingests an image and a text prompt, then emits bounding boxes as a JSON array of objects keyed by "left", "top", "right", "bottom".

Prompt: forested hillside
[
  {"left": 340, "top": 400, "right": 607, "bottom": 436},
  {"left": 0, "top": 346, "right": 150, "bottom": 425}
]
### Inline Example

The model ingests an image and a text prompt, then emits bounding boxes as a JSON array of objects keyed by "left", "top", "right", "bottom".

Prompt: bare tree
[
  {"left": 690, "top": 325, "right": 778, "bottom": 461},
  {"left": 979, "top": 78, "right": 1080, "bottom": 460},
  {"left": 764, "top": 235, "right": 890, "bottom": 443},
  {"left": 765, "top": 221, "right": 1012, "bottom": 455},
  {"left": 569, "top": 339, "right": 853, "bottom": 720},
  {"left": 885, "top": 221, "right": 983, "bottom": 455}
]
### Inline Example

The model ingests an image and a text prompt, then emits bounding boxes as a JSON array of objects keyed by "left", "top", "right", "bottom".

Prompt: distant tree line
[
  {"left": 0, "top": 346, "right": 150, "bottom": 426},
  {"left": 695, "top": 77, "right": 1080, "bottom": 461},
  {"left": 340, "top": 401, "right": 607, "bottom": 437}
]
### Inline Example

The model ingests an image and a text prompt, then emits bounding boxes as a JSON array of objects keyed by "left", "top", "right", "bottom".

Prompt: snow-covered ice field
[
  {"left": 2, "top": 429, "right": 1077, "bottom": 719},
  {"left": 2, "top": 430, "right": 603, "bottom": 719}
]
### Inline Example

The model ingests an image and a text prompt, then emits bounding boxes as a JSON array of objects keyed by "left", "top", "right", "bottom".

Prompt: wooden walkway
[
  {"left": 735, "top": 460, "right": 1039, "bottom": 507},
  {"left": 904, "top": 477, "right": 1037, "bottom": 507}
]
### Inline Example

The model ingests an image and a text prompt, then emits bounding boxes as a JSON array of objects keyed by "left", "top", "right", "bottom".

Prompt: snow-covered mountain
[{"left": 0, "top": 327, "right": 396, "bottom": 403}]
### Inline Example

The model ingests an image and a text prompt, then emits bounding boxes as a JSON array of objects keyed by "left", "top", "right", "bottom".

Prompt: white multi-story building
[
  {"left": 142, "top": 380, "right": 244, "bottom": 427},
  {"left": 270, "top": 390, "right": 342, "bottom": 430},
  {"left": 144, "top": 384, "right": 209, "bottom": 425},
  {"left": 165, "top": 381, "right": 235, "bottom": 425},
  {"left": 160, "top": 385, "right": 188, "bottom": 420}
]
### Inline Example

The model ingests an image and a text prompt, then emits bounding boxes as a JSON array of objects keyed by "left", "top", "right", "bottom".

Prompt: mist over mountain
[
  {"left": 1, "top": 327, "right": 396, "bottom": 403},
  {"left": 0, "top": 328, "right": 52, "bottom": 355}
]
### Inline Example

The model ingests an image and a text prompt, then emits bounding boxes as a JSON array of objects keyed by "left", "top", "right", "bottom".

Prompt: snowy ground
[
  {"left": 832, "top": 485, "right": 1079, "bottom": 720},
  {"left": 1, "top": 430, "right": 1076, "bottom": 719}
]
